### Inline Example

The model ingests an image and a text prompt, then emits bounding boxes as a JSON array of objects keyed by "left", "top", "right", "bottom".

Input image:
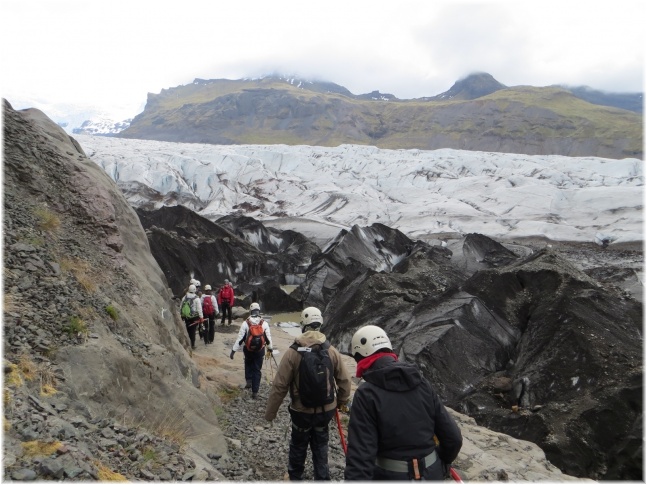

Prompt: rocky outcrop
[
  {"left": 461, "top": 250, "right": 643, "bottom": 479},
  {"left": 292, "top": 223, "right": 428, "bottom": 310},
  {"left": 317, "top": 227, "right": 642, "bottom": 480},
  {"left": 3, "top": 99, "right": 226, "bottom": 480},
  {"left": 135, "top": 206, "right": 320, "bottom": 298}
]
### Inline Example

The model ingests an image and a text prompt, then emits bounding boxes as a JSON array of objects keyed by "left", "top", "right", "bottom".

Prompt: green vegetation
[
  {"left": 60, "top": 257, "right": 97, "bottom": 292},
  {"left": 142, "top": 405, "right": 192, "bottom": 447},
  {"left": 64, "top": 316, "right": 88, "bottom": 336},
  {"left": 32, "top": 206, "right": 60, "bottom": 232},
  {"left": 141, "top": 446, "right": 157, "bottom": 462},
  {"left": 21, "top": 440, "right": 63, "bottom": 457},
  {"left": 105, "top": 305, "right": 119, "bottom": 321},
  {"left": 94, "top": 460, "right": 127, "bottom": 481},
  {"left": 217, "top": 384, "right": 240, "bottom": 404}
]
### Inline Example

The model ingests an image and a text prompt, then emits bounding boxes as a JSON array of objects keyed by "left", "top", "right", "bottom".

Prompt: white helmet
[
  {"left": 190, "top": 278, "right": 201, "bottom": 287},
  {"left": 351, "top": 325, "right": 392, "bottom": 359},
  {"left": 188, "top": 284, "right": 197, "bottom": 293},
  {"left": 204, "top": 284, "right": 212, "bottom": 291},
  {"left": 300, "top": 307, "right": 323, "bottom": 330},
  {"left": 250, "top": 302, "right": 261, "bottom": 317}
]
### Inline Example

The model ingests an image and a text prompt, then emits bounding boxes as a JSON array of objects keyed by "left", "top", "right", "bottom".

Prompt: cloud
[{"left": 1, "top": 0, "right": 644, "bottom": 120}]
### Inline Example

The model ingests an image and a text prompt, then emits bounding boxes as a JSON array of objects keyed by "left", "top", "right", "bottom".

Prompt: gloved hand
[
  {"left": 337, "top": 402, "right": 350, "bottom": 414},
  {"left": 230, "top": 350, "right": 235, "bottom": 360}
]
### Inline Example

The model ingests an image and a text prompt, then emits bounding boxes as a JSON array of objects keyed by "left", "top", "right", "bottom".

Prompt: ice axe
[
  {"left": 335, "top": 409, "right": 348, "bottom": 455},
  {"left": 270, "top": 350, "right": 280, "bottom": 369},
  {"left": 434, "top": 435, "right": 463, "bottom": 483}
]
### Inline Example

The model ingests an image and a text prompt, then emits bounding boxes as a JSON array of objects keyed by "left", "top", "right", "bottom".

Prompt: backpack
[
  {"left": 245, "top": 321, "right": 266, "bottom": 351},
  {"left": 202, "top": 296, "right": 215, "bottom": 316},
  {"left": 181, "top": 296, "right": 197, "bottom": 320},
  {"left": 291, "top": 341, "right": 335, "bottom": 408}
]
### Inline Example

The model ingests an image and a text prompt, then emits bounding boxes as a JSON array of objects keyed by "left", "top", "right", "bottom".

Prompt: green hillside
[{"left": 120, "top": 78, "right": 643, "bottom": 159}]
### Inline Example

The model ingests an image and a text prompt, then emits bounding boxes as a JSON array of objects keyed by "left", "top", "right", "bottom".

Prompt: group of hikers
[
  {"left": 179, "top": 278, "right": 235, "bottom": 349},
  {"left": 180, "top": 279, "right": 463, "bottom": 481}
]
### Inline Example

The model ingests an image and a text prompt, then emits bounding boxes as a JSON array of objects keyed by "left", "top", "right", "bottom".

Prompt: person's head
[
  {"left": 204, "top": 284, "right": 212, "bottom": 293},
  {"left": 250, "top": 302, "right": 261, "bottom": 317},
  {"left": 350, "top": 325, "right": 392, "bottom": 363},
  {"left": 224, "top": 279, "right": 230, "bottom": 286},
  {"left": 300, "top": 307, "right": 323, "bottom": 333},
  {"left": 188, "top": 284, "right": 197, "bottom": 294}
]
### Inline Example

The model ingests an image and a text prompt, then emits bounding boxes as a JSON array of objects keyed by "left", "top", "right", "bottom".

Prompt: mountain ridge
[{"left": 117, "top": 73, "right": 643, "bottom": 159}]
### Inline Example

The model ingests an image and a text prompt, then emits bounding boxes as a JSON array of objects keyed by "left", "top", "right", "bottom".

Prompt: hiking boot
[
  {"left": 245, "top": 380, "right": 252, "bottom": 389},
  {"left": 252, "top": 392, "right": 258, "bottom": 399}
]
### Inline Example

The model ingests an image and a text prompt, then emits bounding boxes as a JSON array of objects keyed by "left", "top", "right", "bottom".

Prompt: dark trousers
[
  {"left": 184, "top": 318, "right": 199, "bottom": 348},
  {"left": 288, "top": 408, "right": 335, "bottom": 481},
  {"left": 220, "top": 303, "right": 232, "bottom": 324},
  {"left": 242, "top": 347, "right": 265, "bottom": 393},
  {"left": 205, "top": 314, "right": 216, "bottom": 343}
]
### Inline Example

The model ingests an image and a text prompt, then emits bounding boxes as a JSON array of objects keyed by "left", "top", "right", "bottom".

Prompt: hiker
[
  {"left": 201, "top": 284, "right": 219, "bottom": 345},
  {"left": 218, "top": 279, "right": 235, "bottom": 325},
  {"left": 229, "top": 303, "right": 273, "bottom": 399},
  {"left": 344, "top": 325, "right": 463, "bottom": 481},
  {"left": 265, "top": 307, "right": 351, "bottom": 481},
  {"left": 179, "top": 284, "right": 203, "bottom": 350}
]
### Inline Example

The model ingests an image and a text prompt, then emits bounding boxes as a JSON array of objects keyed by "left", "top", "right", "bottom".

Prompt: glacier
[{"left": 76, "top": 135, "right": 643, "bottom": 245}]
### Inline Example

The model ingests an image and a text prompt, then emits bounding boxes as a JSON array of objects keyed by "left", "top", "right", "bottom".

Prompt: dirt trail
[{"left": 189, "top": 318, "right": 357, "bottom": 480}]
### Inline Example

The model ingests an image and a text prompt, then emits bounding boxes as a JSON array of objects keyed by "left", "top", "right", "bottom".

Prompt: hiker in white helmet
[
  {"left": 344, "top": 325, "right": 462, "bottom": 481},
  {"left": 201, "top": 285, "right": 219, "bottom": 345},
  {"left": 265, "top": 306, "right": 351, "bottom": 480},
  {"left": 179, "top": 284, "right": 203, "bottom": 350},
  {"left": 230, "top": 302, "right": 273, "bottom": 399}
]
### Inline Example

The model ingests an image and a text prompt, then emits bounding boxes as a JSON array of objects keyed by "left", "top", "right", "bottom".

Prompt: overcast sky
[{"left": 1, "top": 0, "right": 644, "bottom": 120}]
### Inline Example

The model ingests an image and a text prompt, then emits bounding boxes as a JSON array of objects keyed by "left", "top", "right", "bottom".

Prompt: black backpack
[{"left": 290, "top": 341, "right": 335, "bottom": 408}]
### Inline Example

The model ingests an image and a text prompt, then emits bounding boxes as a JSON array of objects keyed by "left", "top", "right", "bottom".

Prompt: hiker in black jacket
[{"left": 344, "top": 325, "right": 463, "bottom": 481}]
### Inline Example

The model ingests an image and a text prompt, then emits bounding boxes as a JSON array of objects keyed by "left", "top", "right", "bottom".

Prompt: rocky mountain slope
[
  {"left": 117, "top": 74, "right": 642, "bottom": 158},
  {"left": 3, "top": 99, "right": 600, "bottom": 481},
  {"left": 3, "top": 99, "right": 227, "bottom": 480}
]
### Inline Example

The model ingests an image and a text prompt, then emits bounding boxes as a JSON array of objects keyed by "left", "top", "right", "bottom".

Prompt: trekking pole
[{"left": 335, "top": 409, "right": 348, "bottom": 455}]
